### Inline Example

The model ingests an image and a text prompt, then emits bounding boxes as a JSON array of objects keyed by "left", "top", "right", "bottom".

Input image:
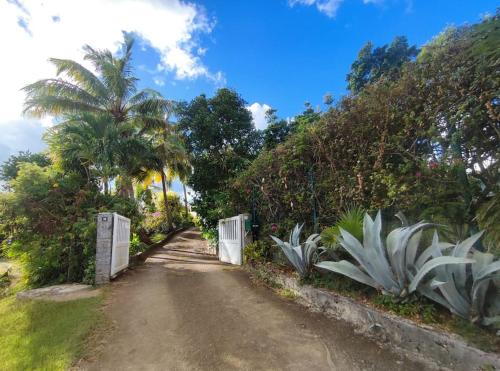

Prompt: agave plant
[
  {"left": 315, "top": 211, "right": 473, "bottom": 297},
  {"left": 415, "top": 231, "right": 500, "bottom": 324},
  {"left": 270, "top": 224, "right": 322, "bottom": 277}
]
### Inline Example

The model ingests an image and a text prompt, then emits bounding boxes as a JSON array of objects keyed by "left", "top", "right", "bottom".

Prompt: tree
[
  {"left": 0, "top": 151, "right": 51, "bottom": 182},
  {"left": 176, "top": 88, "right": 261, "bottom": 228},
  {"left": 347, "top": 36, "right": 419, "bottom": 94},
  {"left": 22, "top": 34, "right": 171, "bottom": 195},
  {"left": 262, "top": 108, "right": 294, "bottom": 150},
  {"left": 323, "top": 93, "right": 334, "bottom": 106}
]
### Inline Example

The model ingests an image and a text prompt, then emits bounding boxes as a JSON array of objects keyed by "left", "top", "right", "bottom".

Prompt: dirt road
[{"left": 78, "top": 229, "right": 426, "bottom": 371}]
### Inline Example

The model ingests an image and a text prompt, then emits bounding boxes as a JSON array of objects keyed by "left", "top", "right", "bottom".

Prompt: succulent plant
[
  {"left": 315, "top": 211, "right": 473, "bottom": 297},
  {"left": 415, "top": 231, "right": 500, "bottom": 324},
  {"left": 270, "top": 224, "right": 322, "bottom": 277}
]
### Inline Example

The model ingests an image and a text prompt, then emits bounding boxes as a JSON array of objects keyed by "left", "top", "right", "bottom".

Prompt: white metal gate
[
  {"left": 218, "top": 214, "right": 248, "bottom": 265},
  {"left": 110, "top": 213, "right": 131, "bottom": 276}
]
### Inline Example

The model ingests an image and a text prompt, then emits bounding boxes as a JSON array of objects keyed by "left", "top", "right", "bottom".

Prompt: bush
[
  {"left": 0, "top": 163, "right": 142, "bottom": 286},
  {"left": 244, "top": 241, "right": 271, "bottom": 264},
  {"left": 229, "top": 15, "right": 500, "bottom": 244}
]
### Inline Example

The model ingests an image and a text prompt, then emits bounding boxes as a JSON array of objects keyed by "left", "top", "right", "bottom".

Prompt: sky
[{"left": 0, "top": 0, "right": 498, "bottom": 195}]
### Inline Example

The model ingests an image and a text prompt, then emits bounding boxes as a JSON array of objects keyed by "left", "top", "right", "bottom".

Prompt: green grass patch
[
  {"left": 150, "top": 232, "right": 167, "bottom": 244},
  {"left": 450, "top": 318, "right": 500, "bottom": 353},
  {"left": 372, "top": 294, "right": 439, "bottom": 324},
  {"left": 0, "top": 295, "right": 103, "bottom": 371},
  {"left": 277, "top": 288, "right": 298, "bottom": 300}
]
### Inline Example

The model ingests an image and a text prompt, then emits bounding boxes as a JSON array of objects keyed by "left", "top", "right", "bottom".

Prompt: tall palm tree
[
  {"left": 147, "top": 124, "right": 190, "bottom": 228},
  {"left": 23, "top": 34, "right": 170, "bottom": 195}
]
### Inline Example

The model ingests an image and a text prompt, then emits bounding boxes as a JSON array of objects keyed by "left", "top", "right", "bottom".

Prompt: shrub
[
  {"left": 321, "top": 206, "right": 364, "bottom": 253},
  {"left": 315, "top": 211, "right": 473, "bottom": 297},
  {"left": 0, "top": 163, "right": 141, "bottom": 286},
  {"left": 270, "top": 224, "right": 322, "bottom": 277},
  {"left": 244, "top": 241, "right": 270, "bottom": 264},
  {"left": 416, "top": 231, "right": 500, "bottom": 325}
]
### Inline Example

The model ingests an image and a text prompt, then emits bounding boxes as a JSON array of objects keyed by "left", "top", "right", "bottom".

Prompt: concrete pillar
[{"left": 95, "top": 212, "right": 113, "bottom": 284}]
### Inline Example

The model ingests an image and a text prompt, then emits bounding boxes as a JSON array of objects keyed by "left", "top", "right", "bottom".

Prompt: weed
[
  {"left": 450, "top": 318, "right": 500, "bottom": 353},
  {"left": 277, "top": 288, "right": 298, "bottom": 299}
]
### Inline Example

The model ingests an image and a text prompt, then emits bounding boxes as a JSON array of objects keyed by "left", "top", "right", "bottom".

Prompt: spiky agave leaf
[
  {"left": 408, "top": 256, "right": 474, "bottom": 293},
  {"left": 416, "top": 231, "right": 500, "bottom": 322},
  {"left": 315, "top": 260, "right": 379, "bottom": 289},
  {"left": 271, "top": 224, "right": 321, "bottom": 277}
]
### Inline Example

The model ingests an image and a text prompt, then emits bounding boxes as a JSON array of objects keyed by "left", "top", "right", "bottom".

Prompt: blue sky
[
  {"left": 134, "top": 0, "right": 499, "bottom": 124},
  {"left": 0, "top": 0, "right": 498, "bottom": 195}
]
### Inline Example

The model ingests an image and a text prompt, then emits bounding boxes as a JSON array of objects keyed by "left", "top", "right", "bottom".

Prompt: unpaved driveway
[{"left": 78, "top": 229, "right": 426, "bottom": 371}]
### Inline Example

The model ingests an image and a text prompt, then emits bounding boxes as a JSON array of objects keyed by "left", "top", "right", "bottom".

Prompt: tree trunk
[
  {"left": 103, "top": 176, "right": 109, "bottom": 195},
  {"left": 161, "top": 171, "right": 172, "bottom": 229},
  {"left": 183, "top": 183, "right": 189, "bottom": 217}
]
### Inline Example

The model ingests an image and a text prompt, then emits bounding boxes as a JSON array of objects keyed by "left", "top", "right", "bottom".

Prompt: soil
[{"left": 76, "top": 228, "right": 427, "bottom": 371}]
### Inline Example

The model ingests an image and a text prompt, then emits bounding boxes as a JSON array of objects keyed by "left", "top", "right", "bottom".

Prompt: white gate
[
  {"left": 110, "top": 213, "right": 130, "bottom": 276},
  {"left": 218, "top": 214, "right": 248, "bottom": 265}
]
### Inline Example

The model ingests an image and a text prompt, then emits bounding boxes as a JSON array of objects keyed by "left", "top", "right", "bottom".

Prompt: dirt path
[{"left": 78, "top": 229, "right": 426, "bottom": 371}]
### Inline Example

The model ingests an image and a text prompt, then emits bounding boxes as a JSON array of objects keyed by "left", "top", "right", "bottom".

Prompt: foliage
[
  {"left": 0, "top": 163, "right": 141, "bottom": 286},
  {"left": 129, "top": 233, "right": 149, "bottom": 256},
  {"left": 416, "top": 231, "right": 500, "bottom": 324},
  {"left": 270, "top": 224, "right": 322, "bottom": 277},
  {"left": 244, "top": 241, "right": 271, "bottom": 264},
  {"left": 0, "top": 151, "right": 51, "bottom": 183},
  {"left": 372, "top": 294, "right": 438, "bottom": 324},
  {"left": 321, "top": 206, "right": 364, "bottom": 250},
  {"left": 476, "top": 193, "right": 500, "bottom": 255},
  {"left": 0, "top": 295, "right": 102, "bottom": 370},
  {"left": 302, "top": 270, "right": 370, "bottom": 299},
  {"left": 177, "top": 88, "right": 262, "bottom": 229},
  {"left": 261, "top": 108, "right": 296, "bottom": 150},
  {"left": 231, "top": 15, "right": 500, "bottom": 245},
  {"left": 315, "top": 211, "right": 473, "bottom": 297},
  {"left": 450, "top": 317, "right": 500, "bottom": 353},
  {"left": 22, "top": 34, "right": 174, "bottom": 197},
  {"left": 141, "top": 192, "right": 194, "bottom": 234},
  {"left": 347, "top": 36, "right": 419, "bottom": 93}
]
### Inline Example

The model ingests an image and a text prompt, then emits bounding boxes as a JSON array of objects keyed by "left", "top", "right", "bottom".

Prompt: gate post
[{"left": 95, "top": 212, "right": 113, "bottom": 284}]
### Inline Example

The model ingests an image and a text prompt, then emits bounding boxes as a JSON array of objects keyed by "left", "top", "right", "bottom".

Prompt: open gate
[
  {"left": 218, "top": 214, "right": 249, "bottom": 265},
  {"left": 110, "top": 213, "right": 131, "bottom": 276}
]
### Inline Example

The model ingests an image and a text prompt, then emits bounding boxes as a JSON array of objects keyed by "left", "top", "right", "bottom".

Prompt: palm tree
[
  {"left": 147, "top": 124, "right": 190, "bottom": 228},
  {"left": 23, "top": 34, "right": 171, "bottom": 196},
  {"left": 45, "top": 112, "right": 154, "bottom": 195}
]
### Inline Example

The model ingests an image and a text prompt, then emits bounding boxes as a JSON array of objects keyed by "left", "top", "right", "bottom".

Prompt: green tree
[
  {"left": 347, "top": 36, "right": 419, "bottom": 94},
  {"left": 22, "top": 34, "right": 171, "bottom": 195},
  {"left": 176, "top": 88, "right": 261, "bottom": 228},
  {"left": 0, "top": 151, "right": 51, "bottom": 182},
  {"left": 262, "top": 108, "right": 294, "bottom": 150}
]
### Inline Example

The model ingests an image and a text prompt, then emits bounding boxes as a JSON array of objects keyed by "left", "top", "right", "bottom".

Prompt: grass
[
  {"left": 450, "top": 318, "right": 500, "bottom": 353},
  {"left": 277, "top": 288, "right": 298, "bottom": 299},
  {"left": 150, "top": 232, "right": 167, "bottom": 244},
  {"left": 0, "top": 294, "right": 103, "bottom": 371}
]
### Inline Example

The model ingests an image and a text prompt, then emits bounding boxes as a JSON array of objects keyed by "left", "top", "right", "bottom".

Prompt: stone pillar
[{"left": 95, "top": 212, "right": 113, "bottom": 284}]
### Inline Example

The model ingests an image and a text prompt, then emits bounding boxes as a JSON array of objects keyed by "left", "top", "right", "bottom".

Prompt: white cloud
[
  {"left": 0, "top": 0, "right": 222, "bottom": 163},
  {"left": 153, "top": 77, "right": 165, "bottom": 87},
  {"left": 289, "top": 0, "right": 384, "bottom": 17},
  {"left": 288, "top": 0, "right": 343, "bottom": 18},
  {"left": 247, "top": 103, "right": 271, "bottom": 130}
]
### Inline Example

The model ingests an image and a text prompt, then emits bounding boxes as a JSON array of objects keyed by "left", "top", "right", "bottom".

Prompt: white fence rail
[
  {"left": 110, "top": 213, "right": 131, "bottom": 276},
  {"left": 218, "top": 214, "right": 249, "bottom": 265}
]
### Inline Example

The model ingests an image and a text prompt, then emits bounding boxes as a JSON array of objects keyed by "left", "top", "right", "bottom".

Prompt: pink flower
[
  {"left": 428, "top": 161, "right": 438, "bottom": 170},
  {"left": 415, "top": 171, "right": 422, "bottom": 179}
]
